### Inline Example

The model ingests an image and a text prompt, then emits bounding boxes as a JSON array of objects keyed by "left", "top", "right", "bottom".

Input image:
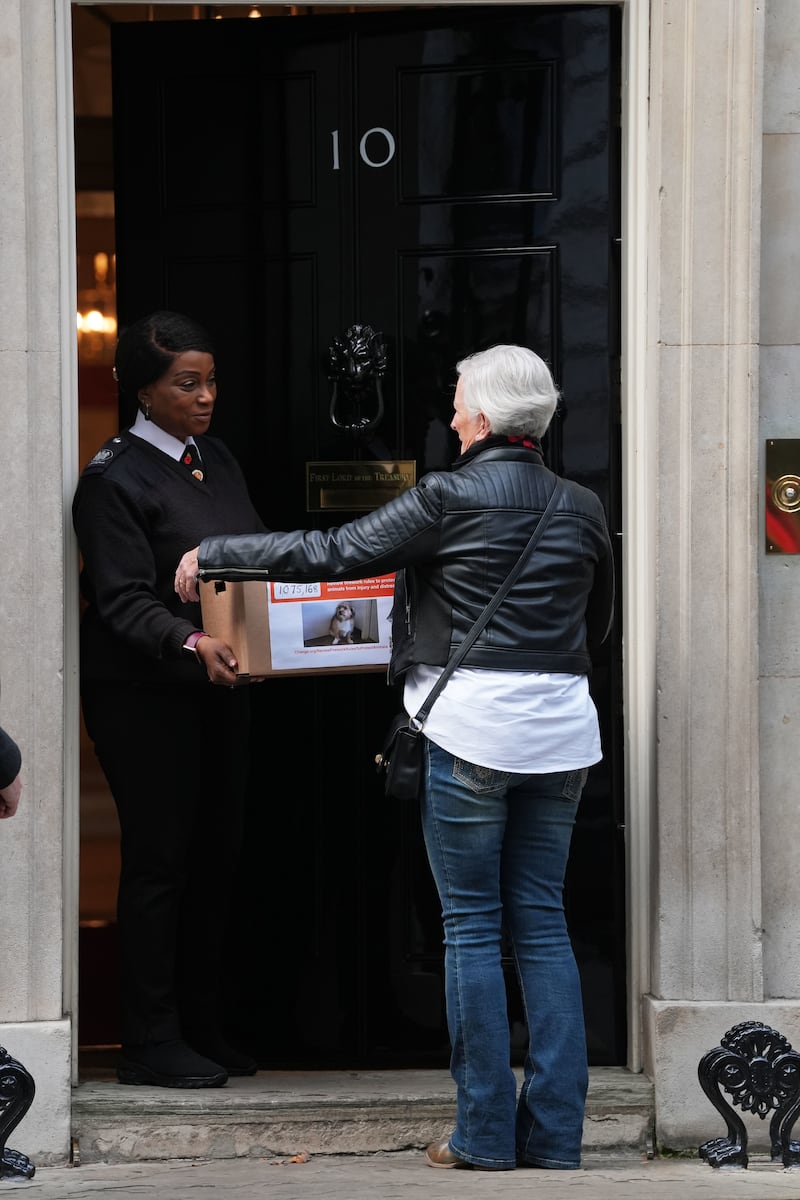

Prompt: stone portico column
[
  {"left": 0, "top": 0, "right": 75, "bottom": 1166},
  {"left": 642, "top": 0, "right": 799, "bottom": 1151}
]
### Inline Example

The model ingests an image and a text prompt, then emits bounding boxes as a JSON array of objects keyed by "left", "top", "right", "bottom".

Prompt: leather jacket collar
[{"left": 452, "top": 434, "right": 545, "bottom": 471}]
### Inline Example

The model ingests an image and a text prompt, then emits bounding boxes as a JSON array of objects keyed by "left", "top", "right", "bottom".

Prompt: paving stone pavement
[{"left": 5, "top": 1152, "right": 800, "bottom": 1199}]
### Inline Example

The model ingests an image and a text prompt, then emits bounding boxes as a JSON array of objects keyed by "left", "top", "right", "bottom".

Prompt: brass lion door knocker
[{"left": 327, "top": 324, "right": 387, "bottom": 436}]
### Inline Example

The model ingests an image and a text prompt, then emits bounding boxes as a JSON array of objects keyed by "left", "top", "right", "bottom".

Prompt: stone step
[{"left": 71, "top": 1066, "right": 654, "bottom": 1164}]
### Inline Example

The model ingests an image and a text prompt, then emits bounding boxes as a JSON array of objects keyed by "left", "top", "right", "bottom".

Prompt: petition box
[{"left": 199, "top": 574, "right": 395, "bottom": 678}]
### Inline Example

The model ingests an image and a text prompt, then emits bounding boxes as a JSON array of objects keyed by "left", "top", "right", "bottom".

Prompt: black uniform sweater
[{"left": 73, "top": 431, "right": 267, "bottom": 685}]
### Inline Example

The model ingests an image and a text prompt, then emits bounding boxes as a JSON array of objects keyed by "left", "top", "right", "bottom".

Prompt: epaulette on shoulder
[{"left": 82, "top": 436, "right": 130, "bottom": 476}]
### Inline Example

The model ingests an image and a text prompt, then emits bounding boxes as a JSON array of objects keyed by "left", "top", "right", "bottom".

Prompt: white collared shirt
[{"left": 130, "top": 410, "right": 197, "bottom": 461}]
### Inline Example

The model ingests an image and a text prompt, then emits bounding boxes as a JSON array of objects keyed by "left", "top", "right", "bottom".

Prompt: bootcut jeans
[{"left": 420, "top": 737, "right": 589, "bottom": 1171}]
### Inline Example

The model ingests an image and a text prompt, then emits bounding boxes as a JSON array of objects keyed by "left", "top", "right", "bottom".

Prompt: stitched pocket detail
[
  {"left": 452, "top": 758, "right": 513, "bottom": 795},
  {"left": 561, "top": 766, "right": 589, "bottom": 802}
]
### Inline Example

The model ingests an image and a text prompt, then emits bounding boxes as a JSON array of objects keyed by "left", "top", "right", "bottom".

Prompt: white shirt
[
  {"left": 130, "top": 410, "right": 196, "bottom": 460},
  {"left": 403, "top": 664, "right": 602, "bottom": 773}
]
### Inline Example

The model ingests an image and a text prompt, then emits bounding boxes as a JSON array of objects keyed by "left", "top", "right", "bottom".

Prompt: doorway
[{"left": 75, "top": 1, "right": 625, "bottom": 1069}]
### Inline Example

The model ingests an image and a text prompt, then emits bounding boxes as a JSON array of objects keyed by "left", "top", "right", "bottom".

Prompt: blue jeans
[{"left": 420, "top": 738, "right": 589, "bottom": 1170}]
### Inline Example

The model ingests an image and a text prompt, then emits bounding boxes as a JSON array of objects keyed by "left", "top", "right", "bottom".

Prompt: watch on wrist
[{"left": 183, "top": 631, "right": 209, "bottom": 656}]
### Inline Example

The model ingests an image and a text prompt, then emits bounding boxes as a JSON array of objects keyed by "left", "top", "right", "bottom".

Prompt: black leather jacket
[{"left": 197, "top": 440, "right": 614, "bottom": 683}]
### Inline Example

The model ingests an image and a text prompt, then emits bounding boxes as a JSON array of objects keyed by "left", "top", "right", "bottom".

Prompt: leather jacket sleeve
[
  {"left": 196, "top": 453, "right": 615, "bottom": 679},
  {"left": 197, "top": 476, "right": 447, "bottom": 583},
  {"left": 585, "top": 522, "right": 615, "bottom": 658}
]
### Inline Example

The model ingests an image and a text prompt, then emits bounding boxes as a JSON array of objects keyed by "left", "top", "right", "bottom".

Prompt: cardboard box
[{"left": 199, "top": 574, "right": 395, "bottom": 677}]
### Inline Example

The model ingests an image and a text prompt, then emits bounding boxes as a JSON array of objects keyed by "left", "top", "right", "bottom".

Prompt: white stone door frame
[{"left": 63, "top": 0, "right": 654, "bottom": 1073}]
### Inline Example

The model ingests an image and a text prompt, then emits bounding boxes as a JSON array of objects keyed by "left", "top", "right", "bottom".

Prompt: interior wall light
[
  {"left": 77, "top": 250, "right": 117, "bottom": 365},
  {"left": 248, "top": 5, "right": 263, "bottom": 16}
]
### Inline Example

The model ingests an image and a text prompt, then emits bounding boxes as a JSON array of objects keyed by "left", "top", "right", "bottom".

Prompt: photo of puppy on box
[
  {"left": 328, "top": 602, "right": 357, "bottom": 644},
  {"left": 301, "top": 598, "right": 379, "bottom": 647}
]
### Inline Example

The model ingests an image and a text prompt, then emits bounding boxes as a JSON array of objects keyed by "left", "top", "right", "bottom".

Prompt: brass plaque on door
[
  {"left": 766, "top": 440, "right": 800, "bottom": 553},
  {"left": 306, "top": 461, "right": 416, "bottom": 512}
]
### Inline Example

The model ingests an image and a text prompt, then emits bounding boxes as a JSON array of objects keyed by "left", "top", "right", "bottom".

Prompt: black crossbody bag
[{"left": 375, "top": 476, "right": 563, "bottom": 799}]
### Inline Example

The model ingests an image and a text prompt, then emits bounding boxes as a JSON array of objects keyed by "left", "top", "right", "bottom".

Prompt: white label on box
[{"left": 266, "top": 574, "right": 394, "bottom": 671}]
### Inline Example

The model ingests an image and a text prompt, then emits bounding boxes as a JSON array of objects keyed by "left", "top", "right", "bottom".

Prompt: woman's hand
[
  {"left": 175, "top": 548, "right": 200, "bottom": 601},
  {"left": 196, "top": 636, "right": 241, "bottom": 686}
]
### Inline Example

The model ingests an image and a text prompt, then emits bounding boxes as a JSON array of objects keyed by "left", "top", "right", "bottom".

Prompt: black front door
[{"left": 108, "top": 3, "right": 624, "bottom": 1068}]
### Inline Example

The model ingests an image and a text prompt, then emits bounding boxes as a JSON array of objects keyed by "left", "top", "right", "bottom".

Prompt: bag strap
[{"left": 410, "top": 474, "right": 564, "bottom": 729}]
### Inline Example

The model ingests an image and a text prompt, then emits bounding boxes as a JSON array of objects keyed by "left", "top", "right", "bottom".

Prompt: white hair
[{"left": 455, "top": 344, "right": 559, "bottom": 439}]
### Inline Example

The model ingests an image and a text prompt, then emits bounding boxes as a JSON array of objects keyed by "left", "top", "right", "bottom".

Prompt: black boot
[
  {"left": 117, "top": 1039, "right": 228, "bottom": 1088},
  {"left": 186, "top": 1034, "right": 257, "bottom": 1077}
]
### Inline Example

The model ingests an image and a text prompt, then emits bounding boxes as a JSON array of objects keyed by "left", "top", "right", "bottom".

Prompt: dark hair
[{"left": 114, "top": 310, "right": 215, "bottom": 409}]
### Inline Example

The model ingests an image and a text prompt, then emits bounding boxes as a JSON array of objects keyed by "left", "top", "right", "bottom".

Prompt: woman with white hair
[{"left": 177, "top": 343, "right": 614, "bottom": 1171}]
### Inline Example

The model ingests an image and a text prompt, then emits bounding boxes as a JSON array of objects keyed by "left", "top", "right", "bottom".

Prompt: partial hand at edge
[
  {"left": 0, "top": 774, "right": 22, "bottom": 818},
  {"left": 175, "top": 547, "right": 201, "bottom": 602}
]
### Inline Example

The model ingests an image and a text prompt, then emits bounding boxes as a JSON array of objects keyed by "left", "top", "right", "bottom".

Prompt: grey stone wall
[{"left": 759, "top": 0, "right": 800, "bottom": 1002}]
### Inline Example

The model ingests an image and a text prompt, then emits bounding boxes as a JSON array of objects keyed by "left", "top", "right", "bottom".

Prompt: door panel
[{"left": 104, "top": 3, "right": 624, "bottom": 1067}]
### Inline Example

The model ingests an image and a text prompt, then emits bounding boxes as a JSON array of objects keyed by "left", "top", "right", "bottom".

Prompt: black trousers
[{"left": 81, "top": 679, "right": 252, "bottom": 1047}]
